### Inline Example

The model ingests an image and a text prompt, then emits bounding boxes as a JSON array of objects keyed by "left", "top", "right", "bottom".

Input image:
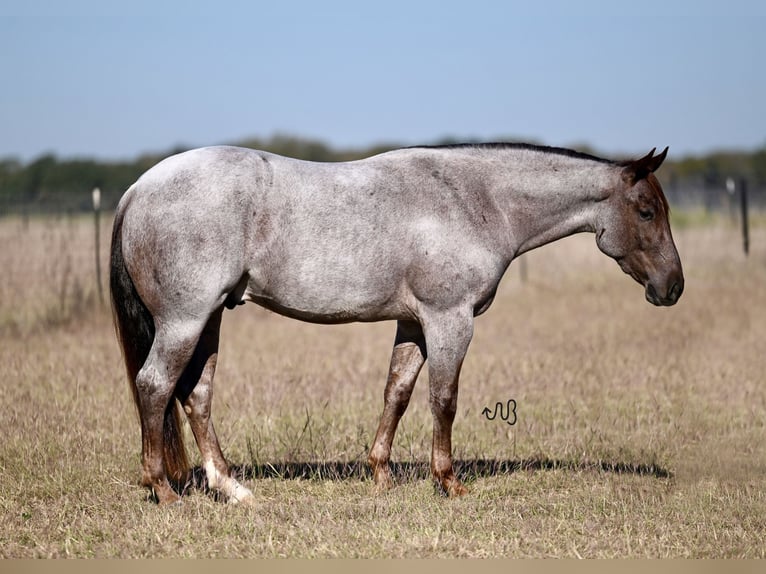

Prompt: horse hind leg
[
  {"left": 135, "top": 320, "right": 205, "bottom": 505},
  {"left": 368, "top": 320, "right": 426, "bottom": 490},
  {"left": 175, "top": 308, "right": 254, "bottom": 505}
]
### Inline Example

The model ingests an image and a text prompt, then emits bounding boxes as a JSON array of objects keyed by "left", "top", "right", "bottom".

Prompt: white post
[{"left": 92, "top": 187, "right": 104, "bottom": 305}]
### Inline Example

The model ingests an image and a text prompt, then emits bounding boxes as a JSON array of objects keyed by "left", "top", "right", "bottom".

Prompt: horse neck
[{"left": 487, "top": 152, "right": 618, "bottom": 257}]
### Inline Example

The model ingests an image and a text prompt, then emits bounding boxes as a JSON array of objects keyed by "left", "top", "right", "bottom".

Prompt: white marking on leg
[
  {"left": 204, "top": 460, "right": 254, "bottom": 504},
  {"left": 204, "top": 460, "right": 222, "bottom": 489},
  {"left": 226, "top": 482, "right": 255, "bottom": 504}
]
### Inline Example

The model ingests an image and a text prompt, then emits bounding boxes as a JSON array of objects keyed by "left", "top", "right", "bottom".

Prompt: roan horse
[{"left": 110, "top": 143, "right": 683, "bottom": 505}]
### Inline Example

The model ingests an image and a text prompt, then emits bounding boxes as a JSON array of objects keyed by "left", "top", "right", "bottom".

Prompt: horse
[{"left": 109, "top": 142, "right": 684, "bottom": 505}]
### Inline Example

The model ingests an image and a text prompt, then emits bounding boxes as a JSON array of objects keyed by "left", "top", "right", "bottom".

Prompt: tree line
[{"left": 1, "top": 134, "right": 764, "bottom": 214}]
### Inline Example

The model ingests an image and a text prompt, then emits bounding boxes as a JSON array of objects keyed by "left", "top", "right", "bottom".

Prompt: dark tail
[{"left": 110, "top": 198, "right": 189, "bottom": 483}]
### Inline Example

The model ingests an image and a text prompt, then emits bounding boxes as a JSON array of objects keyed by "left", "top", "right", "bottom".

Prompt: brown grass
[{"left": 0, "top": 212, "right": 764, "bottom": 557}]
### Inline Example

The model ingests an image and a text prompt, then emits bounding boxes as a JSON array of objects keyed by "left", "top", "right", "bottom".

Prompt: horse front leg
[
  {"left": 368, "top": 320, "right": 426, "bottom": 491},
  {"left": 422, "top": 308, "right": 474, "bottom": 497}
]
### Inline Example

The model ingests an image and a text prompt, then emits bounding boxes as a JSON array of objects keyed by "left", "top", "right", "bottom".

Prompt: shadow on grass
[{"left": 182, "top": 457, "right": 671, "bottom": 495}]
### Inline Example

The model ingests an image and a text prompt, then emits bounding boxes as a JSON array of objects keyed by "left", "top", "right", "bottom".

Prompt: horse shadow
[{"left": 180, "top": 457, "right": 672, "bottom": 497}]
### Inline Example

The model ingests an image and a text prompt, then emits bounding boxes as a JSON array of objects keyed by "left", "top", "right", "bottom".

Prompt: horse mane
[
  {"left": 406, "top": 142, "right": 615, "bottom": 165},
  {"left": 408, "top": 141, "right": 670, "bottom": 213}
]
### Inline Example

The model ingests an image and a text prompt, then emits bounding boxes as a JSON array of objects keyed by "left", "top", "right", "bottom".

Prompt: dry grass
[{"left": 0, "top": 212, "right": 765, "bottom": 557}]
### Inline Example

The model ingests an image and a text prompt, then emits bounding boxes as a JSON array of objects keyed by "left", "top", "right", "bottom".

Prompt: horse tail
[{"left": 109, "top": 193, "right": 189, "bottom": 483}]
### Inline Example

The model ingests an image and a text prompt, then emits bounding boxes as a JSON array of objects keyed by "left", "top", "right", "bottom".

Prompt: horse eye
[{"left": 639, "top": 209, "right": 654, "bottom": 221}]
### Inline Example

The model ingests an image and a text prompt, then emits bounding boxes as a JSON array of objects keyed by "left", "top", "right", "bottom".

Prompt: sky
[{"left": 1, "top": 0, "right": 764, "bottom": 163}]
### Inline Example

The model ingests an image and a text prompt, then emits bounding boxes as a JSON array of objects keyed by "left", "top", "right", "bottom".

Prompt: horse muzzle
[
  {"left": 645, "top": 275, "right": 684, "bottom": 306},
  {"left": 616, "top": 253, "right": 684, "bottom": 307}
]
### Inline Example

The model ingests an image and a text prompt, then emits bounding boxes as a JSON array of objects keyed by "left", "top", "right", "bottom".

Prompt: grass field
[{"left": 1, "top": 211, "right": 765, "bottom": 558}]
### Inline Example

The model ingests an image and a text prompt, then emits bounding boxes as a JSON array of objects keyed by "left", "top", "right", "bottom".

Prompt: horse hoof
[
  {"left": 229, "top": 492, "right": 256, "bottom": 507},
  {"left": 372, "top": 469, "right": 395, "bottom": 493},
  {"left": 438, "top": 476, "right": 468, "bottom": 498},
  {"left": 157, "top": 494, "right": 183, "bottom": 507},
  {"left": 448, "top": 483, "right": 469, "bottom": 497}
]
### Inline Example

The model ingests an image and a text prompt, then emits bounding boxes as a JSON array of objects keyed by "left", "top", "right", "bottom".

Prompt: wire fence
[
  {"left": 1, "top": 180, "right": 764, "bottom": 219},
  {"left": 664, "top": 180, "right": 765, "bottom": 213},
  {"left": 1, "top": 179, "right": 761, "bottom": 334},
  {"left": 0, "top": 187, "right": 124, "bottom": 217}
]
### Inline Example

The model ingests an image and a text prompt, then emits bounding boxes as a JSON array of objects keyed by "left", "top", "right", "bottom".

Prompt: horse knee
[
  {"left": 429, "top": 387, "right": 458, "bottom": 421},
  {"left": 135, "top": 363, "right": 174, "bottom": 406},
  {"left": 182, "top": 384, "right": 212, "bottom": 415}
]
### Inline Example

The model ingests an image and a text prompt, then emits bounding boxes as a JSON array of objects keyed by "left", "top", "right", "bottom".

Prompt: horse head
[{"left": 596, "top": 147, "right": 684, "bottom": 306}]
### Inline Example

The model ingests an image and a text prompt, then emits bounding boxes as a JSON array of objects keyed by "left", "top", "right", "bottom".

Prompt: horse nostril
[
  {"left": 668, "top": 281, "right": 683, "bottom": 302},
  {"left": 667, "top": 281, "right": 684, "bottom": 305}
]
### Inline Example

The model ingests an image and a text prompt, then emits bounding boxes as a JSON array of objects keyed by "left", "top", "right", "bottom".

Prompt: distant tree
[
  {"left": 23, "top": 154, "right": 58, "bottom": 200},
  {"left": 1, "top": 136, "right": 764, "bottom": 215},
  {"left": 0, "top": 158, "right": 23, "bottom": 199}
]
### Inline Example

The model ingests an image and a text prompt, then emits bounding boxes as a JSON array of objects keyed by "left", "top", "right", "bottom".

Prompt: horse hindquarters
[
  {"left": 110, "top": 206, "right": 191, "bottom": 504},
  {"left": 113, "top": 190, "right": 255, "bottom": 505}
]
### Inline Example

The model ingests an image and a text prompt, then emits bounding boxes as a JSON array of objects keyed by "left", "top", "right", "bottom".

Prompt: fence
[
  {"left": 0, "top": 187, "right": 124, "bottom": 218},
  {"left": 2, "top": 180, "right": 764, "bottom": 218},
  {"left": 0, "top": 179, "right": 760, "bottom": 335},
  {"left": 664, "top": 181, "right": 765, "bottom": 213}
]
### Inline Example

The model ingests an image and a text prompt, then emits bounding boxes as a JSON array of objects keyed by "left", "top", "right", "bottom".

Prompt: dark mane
[
  {"left": 406, "top": 142, "right": 615, "bottom": 165},
  {"left": 408, "top": 141, "right": 671, "bottom": 212}
]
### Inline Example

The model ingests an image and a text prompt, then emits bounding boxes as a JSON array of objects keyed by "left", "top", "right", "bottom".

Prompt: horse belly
[{"left": 243, "top": 251, "right": 411, "bottom": 324}]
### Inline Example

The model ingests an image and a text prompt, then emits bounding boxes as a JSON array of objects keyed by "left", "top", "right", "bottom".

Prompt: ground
[{"left": 0, "top": 212, "right": 764, "bottom": 557}]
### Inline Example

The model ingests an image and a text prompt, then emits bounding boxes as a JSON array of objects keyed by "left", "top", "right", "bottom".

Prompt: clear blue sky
[{"left": 1, "top": 0, "right": 764, "bottom": 163}]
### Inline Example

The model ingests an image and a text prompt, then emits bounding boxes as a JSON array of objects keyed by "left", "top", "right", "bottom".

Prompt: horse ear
[{"left": 622, "top": 146, "right": 669, "bottom": 183}]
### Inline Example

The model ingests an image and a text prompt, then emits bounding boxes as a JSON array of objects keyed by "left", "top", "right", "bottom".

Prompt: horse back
[{"left": 120, "top": 146, "right": 507, "bottom": 324}]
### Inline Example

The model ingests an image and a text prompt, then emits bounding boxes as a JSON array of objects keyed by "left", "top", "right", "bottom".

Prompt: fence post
[
  {"left": 726, "top": 177, "right": 736, "bottom": 223},
  {"left": 739, "top": 178, "right": 749, "bottom": 257},
  {"left": 92, "top": 187, "right": 104, "bottom": 305}
]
